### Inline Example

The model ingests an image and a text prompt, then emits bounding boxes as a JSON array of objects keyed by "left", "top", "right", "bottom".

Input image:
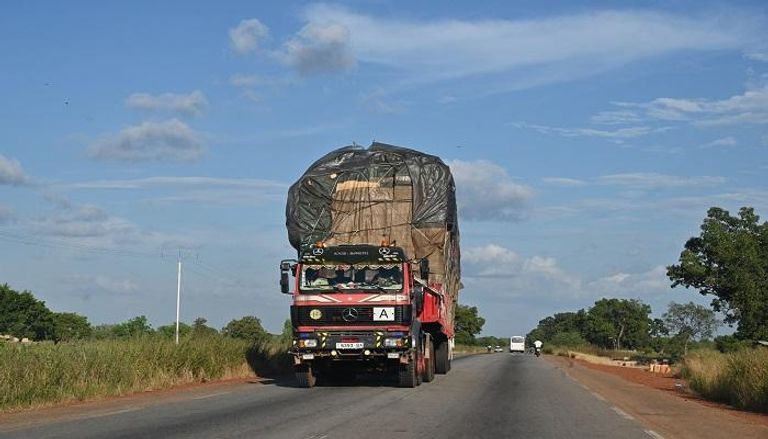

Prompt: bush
[
  {"left": 549, "top": 331, "right": 587, "bottom": 347},
  {"left": 682, "top": 348, "right": 768, "bottom": 413},
  {"left": 0, "top": 335, "right": 262, "bottom": 412}
]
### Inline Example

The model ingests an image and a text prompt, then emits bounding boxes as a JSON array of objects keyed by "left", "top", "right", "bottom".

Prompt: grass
[
  {"left": 0, "top": 335, "right": 291, "bottom": 412},
  {"left": 681, "top": 348, "right": 768, "bottom": 413}
]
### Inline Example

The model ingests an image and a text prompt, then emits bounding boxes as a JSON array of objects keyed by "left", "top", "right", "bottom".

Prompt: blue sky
[{"left": 1, "top": 1, "right": 767, "bottom": 336}]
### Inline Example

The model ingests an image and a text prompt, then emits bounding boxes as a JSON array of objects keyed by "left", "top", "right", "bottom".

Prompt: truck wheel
[
  {"left": 295, "top": 366, "right": 316, "bottom": 388},
  {"left": 398, "top": 360, "right": 418, "bottom": 388},
  {"left": 423, "top": 339, "right": 435, "bottom": 383},
  {"left": 435, "top": 340, "right": 450, "bottom": 374}
]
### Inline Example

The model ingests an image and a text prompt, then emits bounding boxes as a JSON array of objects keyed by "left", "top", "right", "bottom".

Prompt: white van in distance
[{"left": 509, "top": 336, "right": 525, "bottom": 353}]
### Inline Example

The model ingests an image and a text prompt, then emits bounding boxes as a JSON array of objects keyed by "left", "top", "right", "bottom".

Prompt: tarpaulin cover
[{"left": 286, "top": 142, "right": 461, "bottom": 322}]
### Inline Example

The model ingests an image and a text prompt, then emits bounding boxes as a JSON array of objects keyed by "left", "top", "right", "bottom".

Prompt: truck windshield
[{"left": 300, "top": 264, "right": 403, "bottom": 292}]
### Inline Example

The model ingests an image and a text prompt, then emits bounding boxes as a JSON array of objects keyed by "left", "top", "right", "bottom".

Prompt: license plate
[
  {"left": 387, "top": 353, "right": 400, "bottom": 359},
  {"left": 336, "top": 342, "right": 364, "bottom": 349},
  {"left": 301, "top": 353, "right": 314, "bottom": 360}
]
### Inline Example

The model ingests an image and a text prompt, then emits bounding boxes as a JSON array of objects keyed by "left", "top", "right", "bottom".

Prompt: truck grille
[{"left": 292, "top": 305, "right": 412, "bottom": 326}]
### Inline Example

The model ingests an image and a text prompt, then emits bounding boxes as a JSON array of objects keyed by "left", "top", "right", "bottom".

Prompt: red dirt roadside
[{"left": 547, "top": 355, "right": 768, "bottom": 438}]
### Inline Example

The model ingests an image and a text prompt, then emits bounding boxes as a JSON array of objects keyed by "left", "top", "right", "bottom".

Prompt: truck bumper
[{"left": 292, "top": 330, "right": 413, "bottom": 366}]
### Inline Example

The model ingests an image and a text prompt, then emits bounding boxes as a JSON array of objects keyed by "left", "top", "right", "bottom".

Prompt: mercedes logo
[
  {"left": 341, "top": 308, "right": 358, "bottom": 322},
  {"left": 312, "top": 247, "right": 324, "bottom": 256},
  {"left": 378, "top": 247, "right": 390, "bottom": 255}
]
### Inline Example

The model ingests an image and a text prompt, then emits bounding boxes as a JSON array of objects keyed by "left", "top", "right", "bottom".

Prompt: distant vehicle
[
  {"left": 494, "top": 345, "right": 503, "bottom": 352},
  {"left": 509, "top": 336, "right": 525, "bottom": 353}
]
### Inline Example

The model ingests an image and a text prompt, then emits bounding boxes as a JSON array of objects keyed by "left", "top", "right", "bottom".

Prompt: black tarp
[{"left": 286, "top": 142, "right": 458, "bottom": 252}]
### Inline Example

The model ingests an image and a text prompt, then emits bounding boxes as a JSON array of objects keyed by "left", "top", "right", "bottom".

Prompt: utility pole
[{"left": 175, "top": 250, "right": 182, "bottom": 345}]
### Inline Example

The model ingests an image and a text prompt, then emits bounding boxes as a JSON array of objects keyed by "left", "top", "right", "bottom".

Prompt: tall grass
[
  {"left": 0, "top": 335, "right": 289, "bottom": 412},
  {"left": 682, "top": 348, "right": 768, "bottom": 413}
]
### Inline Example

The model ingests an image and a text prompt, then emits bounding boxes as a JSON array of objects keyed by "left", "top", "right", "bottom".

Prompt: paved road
[{"left": 0, "top": 353, "right": 655, "bottom": 439}]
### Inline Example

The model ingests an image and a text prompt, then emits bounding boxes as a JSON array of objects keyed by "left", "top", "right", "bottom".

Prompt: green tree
[
  {"left": 454, "top": 304, "right": 485, "bottom": 345},
  {"left": 280, "top": 318, "right": 293, "bottom": 343},
  {"left": 534, "top": 310, "right": 588, "bottom": 342},
  {"left": 112, "top": 316, "right": 153, "bottom": 338},
  {"left": 0, "top": 284, "right": 55, "bottom": 340},
  {"left": 586, "top": 298, "right": 651, "bottom": 350},
  {"left": 667, "top": 207, "right": 768, "bottom": 340},
  {"left": 662, "top": 301, "right": 720, "bottom": 355},
  {"left": 52, "top": 312, "right": 92, "bottom": 343},
  {"left": 222, "top": 316, "right": 269, "bottom": 341},
  {"left": 549, "top": 331, "right": 587, "bottom": 347},
  {"left": 192, "top": 317, "right": 218, "bottom": 337},
  {"left": 156, "top": 322, "right": 192, "bottom": 339}
]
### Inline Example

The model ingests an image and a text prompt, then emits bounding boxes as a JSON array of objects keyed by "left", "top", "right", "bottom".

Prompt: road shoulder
[{"left": 546, "top": 355, "right": 768, "bottom": 439}]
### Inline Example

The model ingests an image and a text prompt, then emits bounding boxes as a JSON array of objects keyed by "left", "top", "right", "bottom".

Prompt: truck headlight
[
  {"left": 299, "top": 339, "right": 318, "bottom": 348},
  {"left": 384, "top": 338, "right": 403, "bottom": 347}
]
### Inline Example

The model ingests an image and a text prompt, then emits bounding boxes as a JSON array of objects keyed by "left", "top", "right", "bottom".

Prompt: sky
[{"left": 1, "top": 1, "right": 767, "bottom": 337}]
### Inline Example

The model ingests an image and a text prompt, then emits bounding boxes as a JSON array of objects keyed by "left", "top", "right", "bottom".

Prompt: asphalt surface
[{"left": 0, "top": 353, "right": 655, "bottom": 439}]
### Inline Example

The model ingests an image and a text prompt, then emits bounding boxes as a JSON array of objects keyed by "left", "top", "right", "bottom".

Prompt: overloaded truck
[{"left": 279, "top": 142, "right": 461, "bottom": 387}]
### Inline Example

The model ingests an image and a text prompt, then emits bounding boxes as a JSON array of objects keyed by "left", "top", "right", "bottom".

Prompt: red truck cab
[{"left": 281, "top": 243, "right": 452, "bottom": 387}]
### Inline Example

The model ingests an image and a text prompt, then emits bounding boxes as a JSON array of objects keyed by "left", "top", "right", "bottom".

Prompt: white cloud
[
  {"left": 701, "top": 137, "right": 737, "bottom": 148},
  {"left": 587, "top": 266, "right": 670, "bottom": 296},
  {"left": 126, "top": 91, "right": 207, "bottom": 116},
  {"left": 512, "top": 121, "right": 668, "bottom": 144},
  {"left": 617, "top": 84, "right": 768, "bottom": 126},
  {"left": 541, "top": 177, "right": 587, "bottom": 187},
  {"left": 462, "top": 244, "right": 581, "bottom": 296},
  {"left": 591, "top": 109, "right": 643, "bottom": 125},
  {"left": 449, "top": 160, "right": 533, "bottom": 222},
  {"left": 31, "top": 203, "right": 137, "bottom": 239},
  {"left": 0, "top": 153, "right": 30, "bottom": 185},
  {"left": 278, "top": 22, "right": 356, "bottom": 75},
  {"left": 89, "top": 119, "right": 205, "bottom": 162},
  {"left": 745, "top": 51, "right": 768, "bottom": 62},
  {"left": 300, "top": 5, "right": 756, "bottom": 85},
  {"left": 597, "top": 173, "right": 726, "bottom": 190},
  {"left": 229, "top": 18, "right": 269, "bottom": 54}
]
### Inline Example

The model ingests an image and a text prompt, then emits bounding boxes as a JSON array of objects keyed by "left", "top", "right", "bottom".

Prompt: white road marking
[
  {"left": 645, "top": 430, "right": 665, "bottom": 439},
  {"left": 591, "top": 391, "right": 606, "bottom": 402},
  {"left": 611, "top": 406, "right": 635, "bottom": 420},
  {"left": 579, "top": 383, "right": 590, "bottom": 390},
  {"left": 192, "top": 391, "right": 231, "bottom": 400},
  {"left": 305, "top": 435, "right": 328, "bottom": 439}
]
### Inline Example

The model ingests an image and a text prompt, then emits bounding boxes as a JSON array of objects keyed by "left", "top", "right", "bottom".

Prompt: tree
[
  {"left": 454, "top": 304, "right": 485, "bottom": 345},
  {"left": 156, "top": 322, "right": 192, "bottom": 339},
  {"left": 586, "top": 298, "right": 651, "bottom": 350},
  {"left": 663, "top": 301, "right": 720, "bottom": 355},
  {"left": 280, "top": 318, "right": 293, "bottom": 343},
  {"left": 192, "top": 317, "right": 218, "bottom": 337},
  {"left": 0, "top": 284, "right": 55, "bottom": 340},
  {"left": 533, "top": 310, "right": 588, "bottom": 342},
  {"left": 112, "top": 316, "right": 153, "bottom": 338},
  {"left": 222, "top": 316, "right": 269, "bottom": 341},
  {"left": 667, "top": 207, "right": 768, "bottom": 340},
  {"left": 52, "top": 312, "right": 92, "bottom": 343}
]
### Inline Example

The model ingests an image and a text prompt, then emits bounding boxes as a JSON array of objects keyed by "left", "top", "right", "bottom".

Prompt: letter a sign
[{"left": 373, "top": 307, "right": 395, "bottom": 321}]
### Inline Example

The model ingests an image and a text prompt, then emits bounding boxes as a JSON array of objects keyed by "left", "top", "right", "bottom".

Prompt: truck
[{"left": 279, "top": 142, "right": 461, "bottom": 388}]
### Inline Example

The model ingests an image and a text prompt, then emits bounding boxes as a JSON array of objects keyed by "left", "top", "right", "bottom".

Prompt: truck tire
[
  {"left": 295, "top": 366, "right": 316, "bottom": 388},
  {"left": 435, "top": 340, "right": 451, "bottom": 374},
  {"left": 398, "top": 360, "right": 418, "bottom": 388},
  {"left": 423, "top": 339, "right": 435, "bottom": 383}
]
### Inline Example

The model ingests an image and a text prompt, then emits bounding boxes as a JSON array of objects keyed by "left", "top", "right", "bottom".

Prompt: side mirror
[
  {"left": 279, "top": 259, "right": 297, "bottom": 295},
  {"left": 419, "top": 258, "right": 430, "bottom": 281}
]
